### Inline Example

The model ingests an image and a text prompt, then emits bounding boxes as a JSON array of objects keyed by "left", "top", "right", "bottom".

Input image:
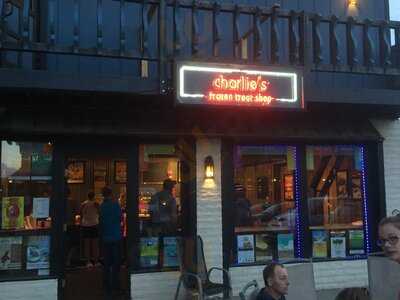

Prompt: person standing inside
[
  {"left": 256, "top": 262, "right": 289, "bottom": 300},
  {"left": 99, "top": 186, "right": 122, "bottom": 294},
  {"left": 80, "top": 191, "right": 100, "bottom": 268},
  {"left": 149, "top": 178, "right": 178, "bottom": 236}
]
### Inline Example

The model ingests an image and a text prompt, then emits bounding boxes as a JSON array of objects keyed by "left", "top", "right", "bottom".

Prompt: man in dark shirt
[
  {"left": 256, "top": 262, "right": 289, "bottom": 300},
  {"left": 149, "top": 178, "right": 177, "bottom": 235},
  {"left": 99, "top": 186, "right": 122, "bottom": 294}
]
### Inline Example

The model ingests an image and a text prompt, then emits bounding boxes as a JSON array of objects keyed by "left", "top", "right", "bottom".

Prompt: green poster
[{"left": 2, "top": 197, "right": 24, "bottom": 230}]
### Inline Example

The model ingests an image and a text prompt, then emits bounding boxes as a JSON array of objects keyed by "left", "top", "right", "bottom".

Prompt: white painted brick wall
[
  {"left": 131, "top": 272, "right": 181, "bottom": 300},
  {"left": 196, "top": 138, "right": 223, "bottom": 283},
  {"left": 0, "top": 279, "right": 57, "bottom": 300},
  {"left": 371, "top": 118, "right": 400, "bottom": 215},
  {"left": 312, "top": 260, "right": 368, "bottom": 290}
]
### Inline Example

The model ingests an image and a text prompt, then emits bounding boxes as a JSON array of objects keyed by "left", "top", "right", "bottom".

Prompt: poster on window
[
  {"left": 349, "top": 230, "right": 365, "bottom": 255},
  {"left": 2, "top": 196, "right": 24, "bottom": 230},
  {"left": 330, "top": 231, "right": 346, "bottom": 258},
  {"left": 277, "top": 233, "right": 294, "bottom": 259},
  {"left": 140, "top": 237, "right": 159, "bottom": 267},
  {"left": 26, "top": 236, "right": 50, "bottom": 270},
  {"left": 237, "top": 234, "right": 254, "bottom": 264},
  {"left": 31, "top": 152, "right": 52, "bottom": 176},
  {"left": 312, "top": 230, "right": 328, "bottom": 258},
  {"left": 0, "top": 236, "right": 22, "bottom": 270},
  {"left": 255, "top": 234, "right": 273, "bottom": 261},
  {"left": 32, "top": 197, "right": 50, "bottom": 219},
  {"left": 163, "top": 237, "right": 178, "bottom": 267}
]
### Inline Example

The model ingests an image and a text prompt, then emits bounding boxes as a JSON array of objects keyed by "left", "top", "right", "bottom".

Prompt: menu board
[
  {"left": 255, "top": 234, "right": 273, "bottom": 262},
  {"left": 2, "top": 196, "right": 24, "bottom": 229},
  {"left": 330, "top": 231, "right": 346, "bottom": 258},
  {"left": 349, "top": 230, "right": 365, "bottom": 255},
  {"left": 0, "top": 236, "right": 22, "bottom": 270},
  {"left": 277, "top": 233, "right": 294, "bottom": 259},
  {"left": 237, "top": 234, "right": 255, "bottom": 264},
  {"left": 163, "top": 237, "right": 178, "bottom": 267},
  {"left": 26, "top": 236, "right": 50, "bottom": 270},
  {"left": 140, "top": 237, "right": 159, "bottom": 267},
  {"left": 312, "top": 230, "right": 328, "bottom": 258}
]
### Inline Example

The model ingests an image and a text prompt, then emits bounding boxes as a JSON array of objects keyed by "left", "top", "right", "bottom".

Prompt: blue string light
[
  {"left": 360, "top": 146, "right": 370, "bottom": 254},
  {"left": 294, "top": 146, "right": 302, "bottom": 258}
]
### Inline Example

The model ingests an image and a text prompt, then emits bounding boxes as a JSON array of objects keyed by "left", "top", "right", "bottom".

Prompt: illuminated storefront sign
[{"left": 176, "top": 62, "right": 303, "bottom": 109}]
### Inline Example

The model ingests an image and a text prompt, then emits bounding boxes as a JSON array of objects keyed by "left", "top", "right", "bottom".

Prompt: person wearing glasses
[
  {"left": 378, "top": 214, "right": 400, "bottom": 264},
  {"left": 377, "top": 214, "right": 400, "bottom": 300}
]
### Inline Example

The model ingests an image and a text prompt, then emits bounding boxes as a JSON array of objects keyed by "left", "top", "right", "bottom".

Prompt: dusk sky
[{"left": 390, "top": 0, "right": 400, "bottom": 20}]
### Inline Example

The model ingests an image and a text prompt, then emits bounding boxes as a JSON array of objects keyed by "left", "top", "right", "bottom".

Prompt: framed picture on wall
[
  {"left": 66, "top": 161, "right": 85, "bottom": 184},
  {"left": 351, "top": 173, "right": 362, "bottom": 199},
  {"left": 283, "top": 174, "right": 294, "bottom": 201},
  {"left": 336, "top": 170, "right": 348, "bottom": 198},
  {"left": 114, "top": 160, "right": 127, "bottom": 184}
]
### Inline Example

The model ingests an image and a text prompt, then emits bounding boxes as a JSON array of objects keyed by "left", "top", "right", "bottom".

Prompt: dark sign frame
[{"left": 175, "top": 61, "right": 304, "bottom": 110}]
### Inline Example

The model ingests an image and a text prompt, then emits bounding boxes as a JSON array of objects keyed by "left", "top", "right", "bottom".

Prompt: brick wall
[
  {"left": 196, "top": 138, "right": 223, "bottom": 283},
  {"left": 130, "top": 272, "right": 181, "bottom": 300},
  {"left": 371, "top": 118, "right": 400, "bottom": 215},
  {"left": 0, "top": 279, "right": 57, "bottom": 300}
]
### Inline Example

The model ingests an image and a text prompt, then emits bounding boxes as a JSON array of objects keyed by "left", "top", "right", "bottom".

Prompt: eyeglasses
[{"left": 377, "top": 236, "right": 399, "bottom": 247}]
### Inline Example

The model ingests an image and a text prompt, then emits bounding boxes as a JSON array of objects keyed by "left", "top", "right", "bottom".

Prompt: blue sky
[{"left": 390, "top": 0, "right": 400, "bottom": 20}]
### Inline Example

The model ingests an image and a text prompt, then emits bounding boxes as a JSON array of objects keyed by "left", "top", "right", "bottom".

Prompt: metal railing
[{"left": 1, "top": 0, "right": 400, "bottom": 85}]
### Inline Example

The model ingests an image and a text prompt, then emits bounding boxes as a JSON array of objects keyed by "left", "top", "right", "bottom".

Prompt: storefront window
[
  {"left": 232, "top": 145, "right": 297, "bottom": 265},
  {"left": 306, "top": 145, "right": 365, "bottom": 259},
  {"left": 138, "top": 144, "right": 180, "bottom": 270},
  {"left": 0, "top": 141, "right": 53, "bottom": 278}
]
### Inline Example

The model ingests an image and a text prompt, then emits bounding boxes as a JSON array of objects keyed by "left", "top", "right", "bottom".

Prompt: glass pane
[
  {"left": 232, "top": 145, "right": 297, "bottom": 265},
  {"left": 306, "top": 145, "right": 365, "bottom": 259},
  {"left": 138, "top": 144, "right": 180, "bottom": 269},
  {"left": 0, "top": 141, "right": 53, "bottom": 278}
]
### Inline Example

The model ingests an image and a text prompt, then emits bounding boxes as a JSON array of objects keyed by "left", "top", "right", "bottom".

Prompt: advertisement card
[
  {"left": 330, "top": 231, "right": 346, "bottom": 258},
  {"left": 32, "top": 197, "right": 50, "bottom": 219},
  {"left": 349, "top": 230, "right": 365, "bottom": 255},
  {"left": 255, "top": 234, "right": 273, "bottom": 262},
  {"left": 237, "top": 234, "right": 254, "bottom": 264},
  {"left": 2, "top": 196, "right": 24, "bottom": 230},
  {"left": 277, "top": 233, "right": 294, "bottom": 259},
  {"left": 312, "top": 230, "right": 328, "bottom": 258},
  {"left": 163, "top": 237, "right": 178, "bottom": 267},
  {"left": 26, "top": 236, "right": 50, "bottom": 270},
  {"left": 140, "top": 237, "right": 159, "bottom": 267},
  {"left": 0, "top": 236, "right": 22, "bottom": 270}
]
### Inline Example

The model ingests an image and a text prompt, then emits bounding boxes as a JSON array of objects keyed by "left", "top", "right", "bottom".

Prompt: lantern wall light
[{"left": 204, "top": 156, "right": 214, "bottom": 179}]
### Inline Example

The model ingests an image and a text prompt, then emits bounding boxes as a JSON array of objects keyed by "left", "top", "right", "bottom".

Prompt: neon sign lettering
[{"left": 206, "top": 74, "right": 274, "bottom": 105}]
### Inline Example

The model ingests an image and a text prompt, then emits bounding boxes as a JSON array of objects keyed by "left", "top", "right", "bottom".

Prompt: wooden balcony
[{"left": 1, "top": 0, "right": 400, "bottom": 99}]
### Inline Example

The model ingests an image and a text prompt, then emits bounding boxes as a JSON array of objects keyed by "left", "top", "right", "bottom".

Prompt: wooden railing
[{"left": 1, "top": 0, "right": 400, "bottom": 86}]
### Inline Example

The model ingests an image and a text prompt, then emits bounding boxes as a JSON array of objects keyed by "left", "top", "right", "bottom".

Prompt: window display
[
  {"left": 232, "top": 145, "right": 297, "bottom": 264},
  {"left": 306, "top": 145, "right": 366, "bottom": 259},
  {"left": 138, "top": 144, "right": 180, "bottom": 270},
  {"left": 0, "top": 141, "right": 53, "bottom": 278}
]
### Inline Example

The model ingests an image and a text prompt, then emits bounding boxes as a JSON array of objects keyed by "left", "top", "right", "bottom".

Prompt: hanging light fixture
[{"left": 204, "top": 156, "right": 214, "bottom": 179}]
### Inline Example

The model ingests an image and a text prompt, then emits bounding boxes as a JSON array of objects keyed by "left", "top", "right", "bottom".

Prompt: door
[{"left": 60, "top": 141, "right": 131, "bottom": 300}]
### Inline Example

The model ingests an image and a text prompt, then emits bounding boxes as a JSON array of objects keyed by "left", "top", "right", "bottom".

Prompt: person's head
[
  {"left": 234, "top": 183, "right": 246, "bottom": 198},
  {"left": 378, "top": 215, "right": 400, "bottom": 263},
  {"left": 101, "top": 186, "right": 112, "bottom": 199},
  {"left": 87, "top": 191, "right": 95, "bottom": 201},
  {"left": 163, "top": 179, "right": 177, "bottom": 194},
  {"left": 335, "top": 287, "right": 370, "bottom": 300},
  {"left": 263, "top": 262, "right": 289, "bottom": 297}
]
